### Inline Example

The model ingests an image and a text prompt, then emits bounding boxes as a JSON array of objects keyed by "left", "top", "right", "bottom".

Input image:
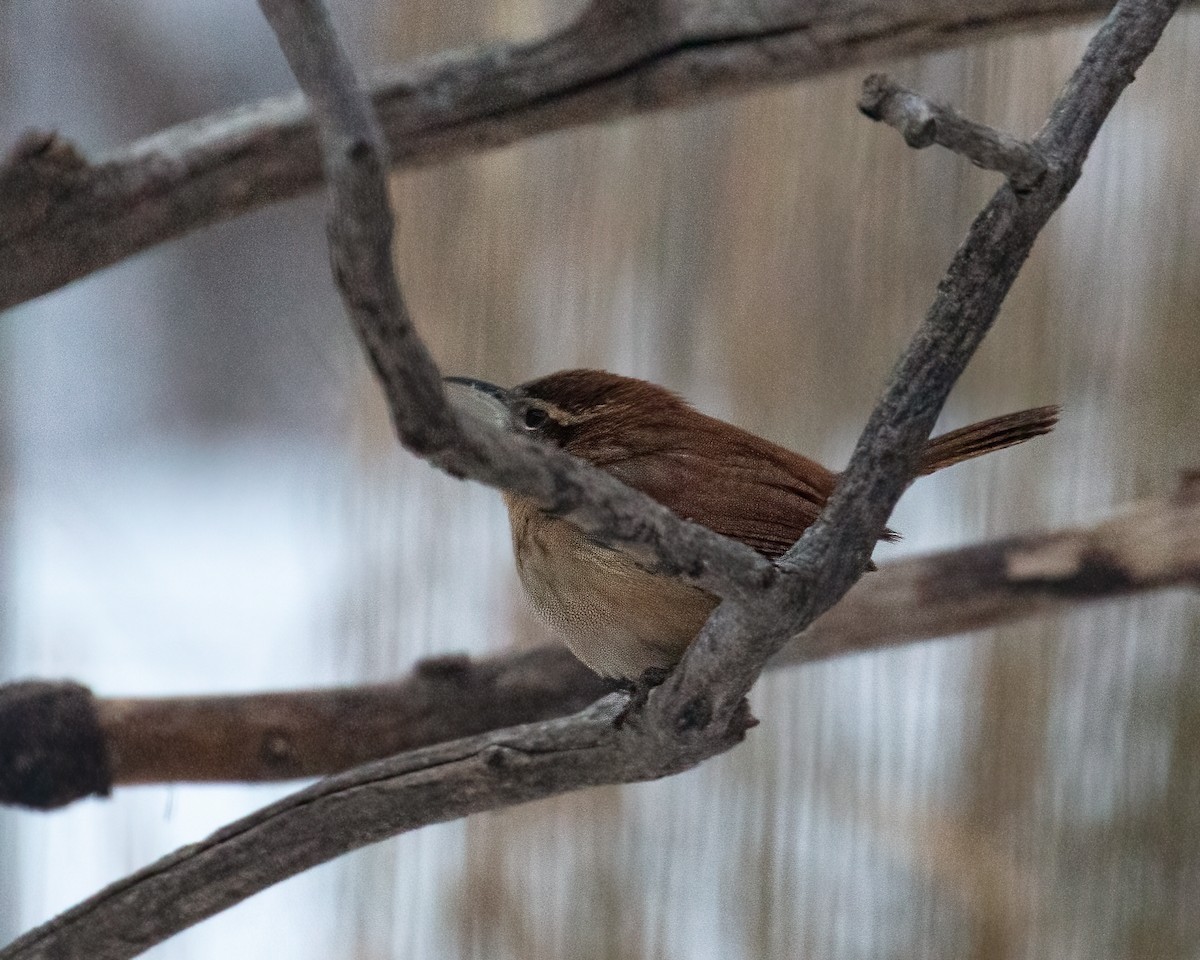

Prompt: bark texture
[{"left": 0, "top": 0, "right": 1188, "bottom": 310}]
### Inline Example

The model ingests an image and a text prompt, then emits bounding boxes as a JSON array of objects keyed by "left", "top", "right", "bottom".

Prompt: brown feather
[
  {"left": 519, "top": 371, "right": 1056, "bottom": 562},
  {"left": 521, "top": 370, "right": 834, "bottom": 560}
]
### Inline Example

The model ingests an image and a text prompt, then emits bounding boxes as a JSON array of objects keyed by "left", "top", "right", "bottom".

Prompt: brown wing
[
  {"left": 521, "top": 369, "right": 858, "bottom": 559},
  {"left": 523, "top": 371, "right": 1055, "bottom": 562},
  {"left": 603, "top": 415, "right": 838, "bottom": 561},
  {"left": 607, "top": 405, "right": 1059, "bottom": 558}
]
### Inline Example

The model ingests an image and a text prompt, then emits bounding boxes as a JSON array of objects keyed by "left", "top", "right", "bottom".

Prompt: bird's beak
[{"left": 443, "top": 376, "right": 514, "bottom": 431}]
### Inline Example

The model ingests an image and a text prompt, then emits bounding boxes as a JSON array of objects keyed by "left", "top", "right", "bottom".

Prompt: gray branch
[
  {"left": 661, "top": 0, "right": 1183, "bottom": 729},
  {"left": 0, "top": 0, "right": 1185, "bottom": 311},
  {"left": 0, "top": 0, "right": 1181, "bottom": 957},
  {"left": 244, "top": 0, "right": 776, "bottom": 608},
  {"left": 2, "top": 478, "right": 1198, "bottom": 809},
  {"left": 858, "top": 73, "right": 1048, "bottom": 191}
]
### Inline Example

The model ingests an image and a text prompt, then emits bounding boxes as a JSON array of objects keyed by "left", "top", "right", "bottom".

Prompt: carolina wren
[{"left": 446, "top": 369, "right": 1057, "bottom": 680}]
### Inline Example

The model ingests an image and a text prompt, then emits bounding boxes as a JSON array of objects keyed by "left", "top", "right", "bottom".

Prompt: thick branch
[
  {"left": 0, "top": 0, "right": 1182, "bottom": 310},
  {"left": 2, "top": 697, "right": 743, "bottom": 960},
  {"left": 2, "top": 480, "right": 1197, "bottom": 809}
]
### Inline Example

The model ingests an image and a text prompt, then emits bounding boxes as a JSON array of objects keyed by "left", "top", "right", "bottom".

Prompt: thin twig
[
  {"left": 0, "top": 0, "right": 1178, "bottom": 311},
  {"left": 858, "top": 73, "right": 1048, "bottom": 190},
  {"left": 2, "top": 478, "right": 1197, "bottom": 809}
]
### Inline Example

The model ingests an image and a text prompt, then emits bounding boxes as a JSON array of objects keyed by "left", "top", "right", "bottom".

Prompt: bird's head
[{"left": 444, "top": 369, "right": 693, "bottom": 466}]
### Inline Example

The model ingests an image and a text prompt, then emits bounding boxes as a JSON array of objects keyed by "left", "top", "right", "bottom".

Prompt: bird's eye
[{"left": 523, "top": 407, "right": 549, "bottom": 430}]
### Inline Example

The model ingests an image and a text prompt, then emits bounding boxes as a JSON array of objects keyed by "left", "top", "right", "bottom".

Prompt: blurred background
[{"left": 2, "top": 0, "right": 1199, "bottom": 957}]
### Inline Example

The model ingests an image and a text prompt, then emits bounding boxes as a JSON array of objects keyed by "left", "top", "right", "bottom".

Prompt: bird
[{"left": 445, "top": 369, "right": 1057, "bottom": 681}]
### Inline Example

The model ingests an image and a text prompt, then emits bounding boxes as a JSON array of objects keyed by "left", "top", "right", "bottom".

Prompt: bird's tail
[{"left": 918, "top": 406, "right": 1059, "bottom": 476}]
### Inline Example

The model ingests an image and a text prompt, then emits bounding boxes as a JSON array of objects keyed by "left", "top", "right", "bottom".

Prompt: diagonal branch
[
  {"left": 0, "top": 0, "right": 1180, "bottom": 957},
  {"left": 2, "top": 478, "right": 1198, "bottom": 810},
  {"left": 242, "top": 1, "right": 777, "bottom": 608},
  {"left": 0, "top": 0, "right": 1188, "bottom": 311},
  {"left": 663, "top": 0, "right": 1183, "bottom": 729}
]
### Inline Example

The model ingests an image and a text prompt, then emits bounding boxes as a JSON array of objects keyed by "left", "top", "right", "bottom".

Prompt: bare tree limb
[
  {"left": 0, "top": 0, "right": 1185, "bottom": 311},
  {"left": 0, "top": 0, "right": 1179, "bottom": 956},
  {"left": 0, "top": 649, "right": 611, "bottom": 809},
  {"left": 858, "top": 73, "right": 1048, "bottom": 190},
  {"left": 241, "top": 0, "right": 777, "bottom": 607},
  {"left": 2, "top": 478, "right": 1197, "bottom": 809},
  {"left": 662, "top": 0, "right": 1183, "bottom": 729},
  {"left": 780, "top": 472, "right": 1200, "bottom": 664}
]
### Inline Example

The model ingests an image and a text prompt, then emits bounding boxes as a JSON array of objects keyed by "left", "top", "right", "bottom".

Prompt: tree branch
[
  {"left": 0, "top": 0, "right": 1184, "bottom": 311},
  {"left": 2, "top": 478, "right": 1197, "bottom": 809},
  {"left": 239, "top": 0, "right": 779, "bottom": 610},
  {"left": 662, "top": 0, "right": 1183, "bottom": 728},
  {"left": 858, "top": 73, "right": 1048, "bottom": 190},
  {"left": 0, "top": 0, "right": 1180, "bottom": 956},
  {"left": 237, "top": 0, "right": 782, "bottom": 616}
]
